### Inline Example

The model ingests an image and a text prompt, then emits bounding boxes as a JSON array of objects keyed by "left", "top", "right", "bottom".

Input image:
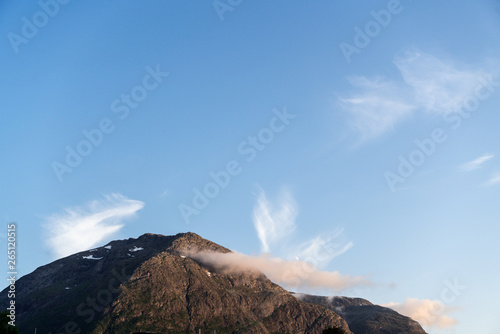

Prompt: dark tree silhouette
[{"left": 322, "top": 327, "right": 347, "bottom": 334}]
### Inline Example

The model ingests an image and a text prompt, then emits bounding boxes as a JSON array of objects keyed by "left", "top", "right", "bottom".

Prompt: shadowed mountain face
[
  {"left": 0, "top": 233, "right": 352, "bottom": 334},
  {"left": 297, "top": 294, "right": 427, "bottom": 334}
]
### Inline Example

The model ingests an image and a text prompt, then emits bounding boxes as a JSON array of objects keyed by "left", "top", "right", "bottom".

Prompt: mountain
[
  {"left": 297, "top": 295, "right": 427, "bottom": 334},
  {"left": 1, "top": 233, "right": 350, "bottom": 333},
  {"left": 0, "top": 232, "right": 426, "bottom": 334}
]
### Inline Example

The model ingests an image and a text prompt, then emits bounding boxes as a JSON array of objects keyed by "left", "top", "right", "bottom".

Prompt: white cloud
[
  {"left": 252, "top": 188, "right": 353, "bottom": 268},
  {"left": 485, "top": 173, "right": 500, "bottom": 186},
  {"left": 296, "top": 228, "right": 353, "bottom": 268},
  {"left": 394, "top": 51, "right": 489, "bottom": 115},
  {"left": 384, "top": 298, "right": 458, "bottom": 329},
  {"left": 339, "top": 76, "right": 415, "bottom": 140},
  {"left": 186, "top": 250, "right": 369, "bottom": 293},
  {"left": 340, "top": 50, "right": 495, "bottom": 139},
  {"left": 253, "top": 189, "right": 297, "bottom": 253},
  {"left": 43, "top": 193, "right": 144, "bottom": 259},
  {"left": 460, "top": 154, "right": 494, "bottom": 171}
]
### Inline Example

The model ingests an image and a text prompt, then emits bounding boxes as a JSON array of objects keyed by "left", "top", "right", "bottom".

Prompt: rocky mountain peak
[{"left": 0, "top": 232, "right": 426, "bottom": 334}]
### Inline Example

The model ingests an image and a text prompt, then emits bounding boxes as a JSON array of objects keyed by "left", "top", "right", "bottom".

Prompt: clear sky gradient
[{"left": 1, "top": 1, "right": 500, "bottom": 333}]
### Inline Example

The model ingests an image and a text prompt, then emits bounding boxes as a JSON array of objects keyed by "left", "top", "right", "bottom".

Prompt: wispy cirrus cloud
[
  {"left": 43, "top": 193, "right": 144, "bottom": 259},
  {"left": 253, "top": 188, "right": 297, "bottom": 253},
  {"left": 485, "top": 173, "right": 500, "bottom": 186},
  {"left": 339, "top": 76, "right": 415, "bottom": 140},
  {"left": 340, "top": 50, "right": 496, "bottom": 139},
  {"left": 384, "top": 298, "right": 458, "bottom": 329},
  {"left": 460, "top": 154, "right": 494, "bottom": 171},
  {"left": 296, "top": 228, "right": 353, "bottom": 268},
  {"left": 253, "top": 189, "right": 353, "bottom": 264},
  {"left": 394, "top": 51, "right": 490, "bottom": 115}
]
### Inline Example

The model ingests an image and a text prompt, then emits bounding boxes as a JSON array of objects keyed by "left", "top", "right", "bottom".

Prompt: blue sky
[{"left": 1, "top": 1, "right": 500, "bottom": 333}]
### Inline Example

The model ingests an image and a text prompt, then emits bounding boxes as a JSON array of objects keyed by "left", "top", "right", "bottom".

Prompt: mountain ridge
[
  {"left": 0, "top": 232, "right": 426, "bottom": 334},
  {"left": 296, "top": 294, "right": 427, "bottom": 334}
]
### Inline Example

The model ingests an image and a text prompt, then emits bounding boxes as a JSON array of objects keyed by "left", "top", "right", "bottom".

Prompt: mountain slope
[
  {"left": 298, "top": 294, "right": 427, "bottom": 334},
  {"left": 1, "top": 233, "right": 351, "bottom": 333}
]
